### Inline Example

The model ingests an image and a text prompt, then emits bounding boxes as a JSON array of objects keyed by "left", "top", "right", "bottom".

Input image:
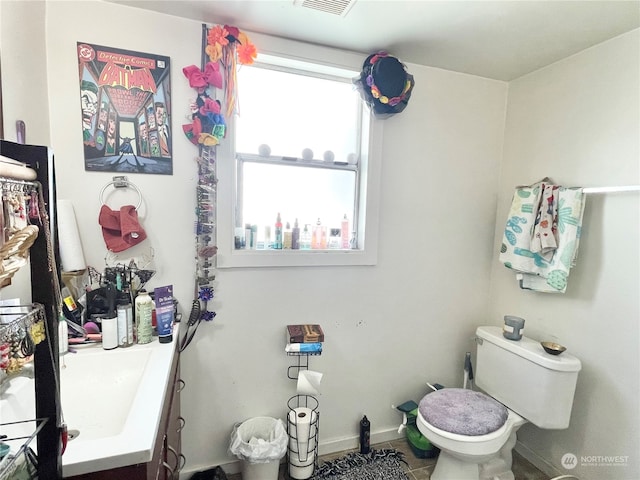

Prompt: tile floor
[{"left": 227, "top": 438, "right": 550, "bottom": 479}]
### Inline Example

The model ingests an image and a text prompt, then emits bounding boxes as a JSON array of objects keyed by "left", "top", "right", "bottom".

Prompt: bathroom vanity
[{"left": 63, "top": 334, "right": 183, "bottom": 479}]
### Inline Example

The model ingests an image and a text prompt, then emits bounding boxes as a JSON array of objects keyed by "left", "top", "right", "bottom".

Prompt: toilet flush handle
[{"left": 474, "top": 336, "right": 483, "bottom": 346}]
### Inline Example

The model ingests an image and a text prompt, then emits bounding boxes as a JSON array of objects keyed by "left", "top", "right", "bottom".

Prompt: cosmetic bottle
[
  {"left": 359, "top": 415, "right": 370, "bottom": 454},
  {"left": 135, "top": 289, "right": 154, "bottom": 344},
  {"left": 283, "top": 221, "right": 292, "bottom": 249},
  {"left": 300, "top": 224, "right": 312, "bottom": 250},
  {"left": 58, "top": 315, "right": 68, "bottom": 355},
  {"left": 264, "top": 226, "right": 272, "bottom": 249},
  {"left": 328, "top": 228, "right": 341, "bottom": 249},
  {"left": 251, "top": 225, "right": 258, "bottom": 250},
  {"left": 291, "top": 218, "right": 300, "bottom": 250},
  {"left": 61, "top": 286, "right": 83, "bottom": 326},
  {"left": 102, "top": 284, "right": 118, "bottom": 350},
  {"left": 274, "top": 212, "right": 283, "bottom": 249},
  {"left": 341, "top": 214, "right": 350, "bottom": 249},
  {"left": 116, "top": 290, "right": 133, "bottom": 347},
  {"left": 312, "top": 218, "right": 325, "bottom": 249},
  {"left": 154, "top": 285, "right": 174, "bottom": 344},
  {"left": 245, "top": 224, "right": 252, "bottom": 249},
  {"left": 234, "top": 227, "right": 245, "bottom": 249}
]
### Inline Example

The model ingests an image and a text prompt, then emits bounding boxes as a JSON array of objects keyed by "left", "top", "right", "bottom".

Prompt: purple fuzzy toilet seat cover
[{"left": 419, "top": 388, "right": 508, "bottom": 436}]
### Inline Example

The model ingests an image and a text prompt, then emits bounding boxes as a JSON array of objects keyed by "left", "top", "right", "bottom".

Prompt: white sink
[{"left": 60, "top": 347, "right": 152, "bottom": 441}]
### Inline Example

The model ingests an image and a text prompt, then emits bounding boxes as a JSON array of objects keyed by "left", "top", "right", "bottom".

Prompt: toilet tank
[{"left": 475, "top": 326, "right": 581, "bottom": 429}]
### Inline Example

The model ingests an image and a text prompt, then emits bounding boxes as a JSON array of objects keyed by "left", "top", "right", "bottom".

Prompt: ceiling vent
[{"left": 293, "top": 0, "right": 356, "bottom": 17}]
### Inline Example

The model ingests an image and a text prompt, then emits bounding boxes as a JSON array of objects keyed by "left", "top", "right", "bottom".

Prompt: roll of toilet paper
[
  {"left": 58, "top": 199, "right": 87, "bottom": 272},
  {"left": 288, "top": 407, "right": 317, "bottom": 479},
  {"left": 297, "top": 370, "right": 323, "bottom": 396}
]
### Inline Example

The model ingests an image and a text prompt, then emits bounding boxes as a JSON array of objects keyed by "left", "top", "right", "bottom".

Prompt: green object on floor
[{"left": 396, "top": 402, "right": 439, "bottom": 459}]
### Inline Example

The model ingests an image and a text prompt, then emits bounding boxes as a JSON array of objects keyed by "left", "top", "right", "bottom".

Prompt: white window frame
[{"left": 216, "top": 33, "right": 382, "bottom": 268}]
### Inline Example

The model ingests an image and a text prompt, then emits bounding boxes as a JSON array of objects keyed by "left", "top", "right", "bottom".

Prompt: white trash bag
[{"left": 229, "top": 417, "right": 288, "bottom": 464}]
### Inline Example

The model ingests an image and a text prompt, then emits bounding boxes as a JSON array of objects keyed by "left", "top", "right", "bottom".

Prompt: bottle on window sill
[
  {"left": 264, "top": 225, "right": 272, "bottom": 249},
  {"left": 301, "top": 224, "right": 312, "bottom": 250},
  {"left": 312, "top": 218, "right": 327, "bottom": 249},
  {"left": 328, "top": 228, "right": 341, "bottom": 249},
  {"left": 341, "top": 214, "right": 350, "bottom": 249},
  {"left": 283, "top": 221, "right": 292, "bottom": 249},
  {"left": 292, "top": 218, "right": 300, "bottom": 250},
  {"left": 274, "top": 212, "right": 283, "bottom": 249}
]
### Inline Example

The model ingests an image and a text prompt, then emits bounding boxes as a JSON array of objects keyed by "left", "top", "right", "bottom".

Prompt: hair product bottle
[
  {"left": 301, "top": 224, "right": 312, "bottom": 250},
  {"left": 274, "top": 212, "right": 283, "bottom": 249},
  {"left": 283, "top": 221, "right": 292, "bottom": 249},
  {"left": 312, "top": 218, "right": 324, "bottom": 249},
  {"left": 102, "top": 284, "right": 118, "bottom": 350},
  {"left": 116, "top": 290, "right": 133, "bottom": 347},
  {"left": 360, "top": 415, "right": 370, "bottom": 454},
  {"left": 135, "top": 289, "right": 154, "bottom": 344},
  {"left": 154, "top": 285, "right": 174, "bottom": 344},
  {"left": 292, "top": 218, "right": 300, "bottom": 250}
]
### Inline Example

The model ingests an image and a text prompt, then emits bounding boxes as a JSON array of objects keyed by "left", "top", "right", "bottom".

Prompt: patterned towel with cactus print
[{"left": 499, "top": 181, "right": 585, "bottom": 293}]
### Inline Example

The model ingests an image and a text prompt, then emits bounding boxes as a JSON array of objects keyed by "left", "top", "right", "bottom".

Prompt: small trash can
[{"left": 229, "top": 416, "right": 288, "bottom": 480}]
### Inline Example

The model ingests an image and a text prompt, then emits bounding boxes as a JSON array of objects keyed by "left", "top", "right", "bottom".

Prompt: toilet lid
[{"left": 419, "top": 388, "right": 508, "bottom": 436}]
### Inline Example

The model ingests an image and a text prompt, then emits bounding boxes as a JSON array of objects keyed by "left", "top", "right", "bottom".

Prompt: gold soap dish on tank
[{"left": 541, "top": 341, "right": 566, "bottom": 355}]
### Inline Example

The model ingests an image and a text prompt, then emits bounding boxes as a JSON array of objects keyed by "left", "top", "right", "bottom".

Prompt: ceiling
[{"left": 105, "top": 0, "right": 640, "bottom": 81}]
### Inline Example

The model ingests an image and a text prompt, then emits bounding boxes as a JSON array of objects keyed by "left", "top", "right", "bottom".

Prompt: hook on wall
[{"left": 99, "top": 176, "right": 143, "bottom": 210}]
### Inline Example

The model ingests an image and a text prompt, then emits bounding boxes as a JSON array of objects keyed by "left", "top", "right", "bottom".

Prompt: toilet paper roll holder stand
[{"left": 286, "top": 350, "right": 321, "bottom": 479}]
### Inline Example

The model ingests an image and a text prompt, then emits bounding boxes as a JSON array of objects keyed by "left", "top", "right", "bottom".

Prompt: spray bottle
[{"left": 359, "top": 415, "right": 370, "bottom": 454}]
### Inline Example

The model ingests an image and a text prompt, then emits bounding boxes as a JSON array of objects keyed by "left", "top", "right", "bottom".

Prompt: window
[{"left": 216, "top": 37, "right": 382, "bottom": 268}]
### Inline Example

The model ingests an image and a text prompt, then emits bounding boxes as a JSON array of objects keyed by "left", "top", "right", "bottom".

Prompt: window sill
[{"left": 216, "top": 248, "right": 377, "bottom": 268}]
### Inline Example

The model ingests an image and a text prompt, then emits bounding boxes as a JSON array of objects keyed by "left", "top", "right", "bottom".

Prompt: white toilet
[{"left": 417, "top": 326, "right": 581, "bottom": 480}]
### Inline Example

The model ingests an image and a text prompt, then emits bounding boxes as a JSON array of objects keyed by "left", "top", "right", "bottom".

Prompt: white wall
[{"left": 489, "top": 29, "right": 640, "bottom": 479}]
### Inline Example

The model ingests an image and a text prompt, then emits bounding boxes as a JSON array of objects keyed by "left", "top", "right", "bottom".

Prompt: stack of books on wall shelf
[{"left": 285, "top": 324, "right": 324, "bottom": 354}]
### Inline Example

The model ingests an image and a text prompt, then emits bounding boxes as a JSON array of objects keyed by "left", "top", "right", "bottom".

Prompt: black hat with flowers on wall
[{"left": 354, "top": 51, "right": 415, "bottom": 118}]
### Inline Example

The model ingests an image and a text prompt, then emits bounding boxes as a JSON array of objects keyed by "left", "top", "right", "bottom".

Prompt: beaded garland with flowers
[
  {"left": 207, "top": 24, "right": 257, "bottom": 119},
  {"left": 182, "top": 25, "right": 256, "bottom": 147},
  {"left": 179, "top": 25, "right": 257, "bottom": 343}
]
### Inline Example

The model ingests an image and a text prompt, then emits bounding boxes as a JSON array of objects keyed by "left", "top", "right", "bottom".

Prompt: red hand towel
[{"left": 98, "top": 205, "right": 147, "bottom": 252}]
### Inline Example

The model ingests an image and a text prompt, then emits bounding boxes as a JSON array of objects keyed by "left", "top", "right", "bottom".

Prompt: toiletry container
[
  {"left": 328, "top": 228, "right": 341, "bottom": 249},
  {"left": 274, "top": 213, "right": 283, "bottom": 249},
  {"left": 135, "top": 289, "right": 154, "bottom": 344},
  {"left": 58, "top": 316, "right": 68, "bottom": 354},
  {"left": 341, "top": 214, "right": 350, "bottom": 249},
  {"left": 292, "top": 219, "right": 300, "bottom": 249},
  {"left": 154, "top": 285, "right": 174, "bottom": 344},
  {"left": 116, "top": 291, "right": 133, "bottom": 347},
  {"left": 284, "top": 222, "right": 292, "bottom": 249},
  {"left": 503, "top": 315, "right": 525, "bottom": 340},
  {"left": 102, "top": 315, "right": 118, "bottom": 349},
  {"left": 300, "top": 225, "right": 312, "bottom": 250},
  {"left": 360, "top": 415, "right": 370, "bottom": 454},
  {"left": 102, "top": 284, "right": 118, "bottom": 350}
]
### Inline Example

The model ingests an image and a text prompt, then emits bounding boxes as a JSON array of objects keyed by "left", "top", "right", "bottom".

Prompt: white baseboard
[
  {"left": 515, "top": 440, "right": 563, "bottom": 478},
  {"left": 179, "top": 427, "right": 404, "bottom": 479}
]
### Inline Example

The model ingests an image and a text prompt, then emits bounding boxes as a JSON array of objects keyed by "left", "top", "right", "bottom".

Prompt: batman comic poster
[{"left": 77, "top": 42, "right": 172, "bottom": 175}]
